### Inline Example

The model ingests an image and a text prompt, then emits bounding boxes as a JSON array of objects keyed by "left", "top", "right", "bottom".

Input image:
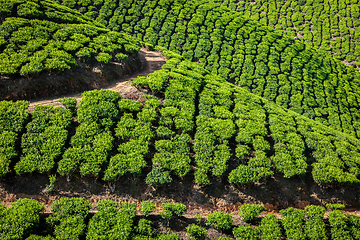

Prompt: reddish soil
[{"left": 1, "top": 170, "right": 360, "bottom": 215}]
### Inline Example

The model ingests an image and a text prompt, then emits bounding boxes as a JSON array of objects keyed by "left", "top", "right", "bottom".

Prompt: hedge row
[
  {"left": 0, "top": 100, "right": 29, "bottom": 177},
  {"left": 1, "top": 199, "right": 360, "bottom": 240},
  {"left": 104, "top": 97, "right": 158, "bottom": 187},
  {"left": 194, "top": 77, "right": 235, "bottom": 185},
  {"left": 57, "top": 89, "right": 120, "bottom": 179},
  {"left": 15, "top": 105, "right": 72, "bottom": 174}
]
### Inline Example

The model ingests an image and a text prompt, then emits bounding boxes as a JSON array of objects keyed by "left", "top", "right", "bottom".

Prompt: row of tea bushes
[{"left": 1, "top": 199, "right": 360, "bottom": 240}]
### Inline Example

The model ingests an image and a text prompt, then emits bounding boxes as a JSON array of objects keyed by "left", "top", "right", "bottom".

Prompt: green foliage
[
  {"left": 157, "top": 233, "right": 180, "bottom": 240},
  {"left": 136, "top": 219, "right": 154, "bottom": 236},
  {"left": 194, "top": 78, "right": 235, "bottom": 185},
  {"left": 228, "top": 165, "right": 258, "bottom": 185},
  {"left": 0, "top": 100, "right": 29, "bottom": 177},
  {"left": 206, "top": 211, "right": 233, "bottom": 231},
  {"left": 140, "top": 201, "right": 156, "bottom": 217},
  {"left": 104, "top": 151, "right": 146, "bottom": 181},
  {"left": 53, "top": 215, "right": 86, "bottom": 240},
  {"left": 145, "top": 167, "right": 172, "bottom": 186},
  {"left": 58, "top": 90, "right": 120, "bottom": 179},
  {"left": 95, "top": 52, "right": 112, "bottom": 63},
  {"left": 326, "top": 203, "right": 346, "bottom": 210},
  {"left": 17, "top": 2, "right": 42, "bottom": 18},
  {"left": 239, "top": 204, "right": 265, "bottom": 223},
  {"left": 258, "top": 214, "right": 282, "bottom": 240},
  {"left": 0, "top": 100, "right": 29, "bottom": 133},
  {"left": 186, "top": 224, "right": 207, "bottom": 240},
  {"left": 4, "top": 198, "right": 360, "bottom": 240},
  {"left": 0, "top": 131, "right": 17, "bottom": 177},
  {"left": 3, "top": 0, "right": 360, "bottom": 198},
  {"left": 328, "top": 210, "right": 352, "bottom": 239},
  {"left": 280, "top": 207, "right": 306, "bottom": 240},
  {"left": 0, "top": 198, "right": 44, "bottom": 240},
  {"left": 161, "top": 202, "right": 187, "bottom": 218},
  {"left": 87, "top": 199, "right": 135, "bottom": 239},
  {"left": 77, "top": 89, "right": 121, "bottom": 128},
  {"left": 58, "top": 124, "right": 113, "bottom": 177},
  {"left": 233, "top": 225, "right": 258, "bottom": 240},
  {"left": 47, "top": 197, "right": 91, "bottom": 222},
  {"left": 47, "top": 198, "right": 90, "bottom": 240},
  {"left": 26, "top": 235, "right": 55, "bottom": 240},
  {"left": 304, "top": 205, "right": 326, "bottom": 240},
  {"left": 132, "top": 69, "right": 169, "bottom": 92},
  {"left": 69, "top": 0, "right": 360, "bottom": 142},
  {"left": 0, "top": 1, "right": 140, "bottom": 76},
  {"left": 118, "top": 99, "right": 142, "bottom": 112},
  {"left": 104, "top": 104, "right": 154, "bottom": 183},
  {"left": 16, "top": 106, "right": 71, "bottom": 174},
  {"left": 120, "top": 202, "right": 137, "bottom": 219},
  {"left": 156, "top": 126, "right": 175, "bottom": 138},
  {"left": 59, "top": 97, "right": 77, "bottom": 112},
  {"left": 160, "top": 210, "right": 173, "bottom": 220},
  {"left": 137, "top": 55, "right": 360, "bottom": 187},
  {"left": 151, "top": 134, "right": 191, "bottom": 181},
  {"left": 45, "top": 174, "right": 57, "bottom": 193},
  {"left": 348, "top": 214, "right": 360, "bottom": 240}
]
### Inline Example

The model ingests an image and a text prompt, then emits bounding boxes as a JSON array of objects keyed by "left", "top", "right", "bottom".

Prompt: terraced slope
[
  {"left": 58, "top": 0, "right": 360, "bottom": 139},
  {"left": 218, "top": 0, "right": 360, "bottom": 66},
  {"left": 59, "top": 0, "right": 360, "bottom": 66},
  {"left": 2, "top": 51, "right": 360, "bottom": 188},
  {"left": 133, "top": 52, "right": 360, "bottom": 187},
  {"left": 0, "top": 0, "right": 140, "bottom": 77},
  {"left": 0, "top": 0, "right": 360, "bottom": 194}
]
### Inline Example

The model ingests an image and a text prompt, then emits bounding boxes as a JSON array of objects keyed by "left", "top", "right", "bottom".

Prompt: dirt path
[{"left": 27, "top": 49, "right": 167, "bottom": 112}]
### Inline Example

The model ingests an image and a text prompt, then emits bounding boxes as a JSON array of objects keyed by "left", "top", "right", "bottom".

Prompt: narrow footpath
[{"left": 27, "top": 49, "right": 167, "bottom": 112}]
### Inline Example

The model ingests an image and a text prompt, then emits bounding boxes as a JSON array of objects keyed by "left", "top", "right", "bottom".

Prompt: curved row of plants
[
  {"left": 1, "top": 198, "right": 359, "bottom": 240},
  {"left": 1, "top": 53, "right": 360, "bottom": 188},
  {"left": 61, "top": 0, "right": 360, "bottom": 65},
  {"left": 57, "top": 0, "right": 360, "bottom": 139},
  {"left": 217, "top": 0, "right": 360, "bottom": 65},
  {"left": 0, "top": 0, "right": 140, "bottom": 77}
]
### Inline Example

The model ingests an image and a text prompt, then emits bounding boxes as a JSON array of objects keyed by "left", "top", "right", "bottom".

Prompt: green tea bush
[
  {"left": 186, "top": 224, "right": 207, "bottom": 240},
  {"left": 238, "top": 204, "right": 265, "bottom": 223},
  {"left": 135, "top": 219, "right": 154, "bottom": 236},
  {"left": 162, "top": 202, "right": 187, "bottom": 218},
  {"left": 326, "top": 203, "right": 346, "bottom": 210},
  {"left": 87, "top": 199, "right": 135, "bottom": 239},
  {"left": 280, "top": 207, "right": 306, "bottom": 240},
  {"left": 140, "top": 201, "right": 156, "bottom": 217},
  {"left": 206, "top": 211, "right": 233, "bottom": 231},
  {"left": 233, "top": 225, "right": 258, "bottom": 240},
  {"left": 258, "top": 214, "right": 282, "bottom": 240},
  {"left": 328, "top": 210, "right": 352, "bottom": 239},
  {"left": 0, "top": 198, "right": 44, "bottom": 240},
  {"left": 15, "top": 106, "right": 71, "bottom": 174},
  {"left": 0, "top": 100, "right": 29, "bottom": 177},
  {"left": 59, "top": 97, "right": 77, "bottom": 112},
  {"left": 304, "top": 205, "right": 326, "bottom": 240}
]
